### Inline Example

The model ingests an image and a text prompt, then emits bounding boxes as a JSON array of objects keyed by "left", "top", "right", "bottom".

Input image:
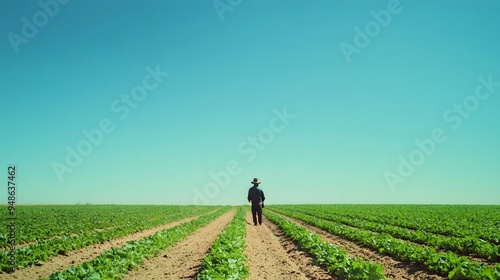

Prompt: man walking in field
[{"left": 248, "top": 178, "right": 265, "bottom": 225}]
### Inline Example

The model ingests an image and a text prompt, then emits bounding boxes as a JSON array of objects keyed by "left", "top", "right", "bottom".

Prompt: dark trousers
[{"left": 251, "top": 202, "right": 263, "bottom": 225}]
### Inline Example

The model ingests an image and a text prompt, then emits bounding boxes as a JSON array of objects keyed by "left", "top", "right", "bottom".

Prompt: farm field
[{"left": 0, "top": 204, "right": 499, "bottom": 279}]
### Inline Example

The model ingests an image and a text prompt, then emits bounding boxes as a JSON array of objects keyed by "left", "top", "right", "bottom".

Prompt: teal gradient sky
[{"left": 1, "top": 0, "right": 499, "bottom": 205}]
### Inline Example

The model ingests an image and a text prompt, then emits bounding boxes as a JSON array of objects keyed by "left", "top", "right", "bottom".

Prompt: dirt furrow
[
  {"left": 246, "top": 210, "right": 333, "bottom": 280},
  {"left": 269, "top": 210, "right": 445, "bottom": 280},
  {"left": 0, "top": 213, "right": 178, "bottom": 253},
  {"left": 124, "top": 208, "right": 236, "bottom": 280},
  {"left": 2, "top": 215, "right": 202, "bottom": 280}
]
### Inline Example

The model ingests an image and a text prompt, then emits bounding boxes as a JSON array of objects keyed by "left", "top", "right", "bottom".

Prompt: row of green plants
[
  {"left": 0, "top": 206, "right": 218, "bottom": 272},
  {"left": 282, "top": 205, "right": 499, "bottom": 261},
  {"left": 269, "top": 207, "right": 500, "bottom": 280},
  {"left": 264, "top": 210, "right": 387, "bottom": 279},
  {"left": 197, "top": 207, "right": 249, "bottom": 279},
  {"left": 45, "top": 207, "right": 231, "bottom": 280},
  {"left": 293, "top": 204, "right": 500, "bottom": 246},
  {"left": 0, "top": 205, "right": 218, "bottom": 248}
]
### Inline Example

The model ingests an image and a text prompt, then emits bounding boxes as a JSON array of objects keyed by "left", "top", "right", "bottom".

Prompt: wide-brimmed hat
[{"left": 251, "top": 178, "right": 261, "bottom": 184}]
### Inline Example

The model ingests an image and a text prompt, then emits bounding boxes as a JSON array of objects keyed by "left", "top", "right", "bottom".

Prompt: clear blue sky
[{"left": 1, "top": 0, "right": 499, "bottom": 205}]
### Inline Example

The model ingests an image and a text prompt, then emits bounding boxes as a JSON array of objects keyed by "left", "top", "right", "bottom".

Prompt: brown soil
[
  {"left": 124, "top": 208, "right": 236, "bottom": 280},
  {"left": 1, "top": 215, "right": 202, "bottom": 280},
  {"left": 244, "top": 210, "right": 311, "bottom": 280},
  {"left": 254, "top": 211, "right": 335, "bottom": 280},
  {"left": 269, "top": 210, "right": 445, "bottom": 280}
]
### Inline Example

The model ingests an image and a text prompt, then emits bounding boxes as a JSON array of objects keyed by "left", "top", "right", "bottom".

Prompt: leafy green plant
[
  {"left": 269, "top": 206, "right": 500, "bottom": 279},
  {"left": 197, "top": 207, "right": 249, "bottom": 280},
  {"left": 264, "top": 210, "right": 387, "bottom": 279},
  {"left": 0, "top": 205, "right": 218, "bottom": 249},
  {"left": 0, "top": 206, "right": 219, "bottom": 272},
  {"left": 45, "top": 207, "right": 231, "bottom": 280},
  {"left": 286, "top": 205, "right": 499, "bottom": 261}
]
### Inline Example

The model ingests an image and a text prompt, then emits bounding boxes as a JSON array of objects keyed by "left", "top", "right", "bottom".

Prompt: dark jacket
[{"left": 248, "top": 185, "right": 265, "bottom": 203}]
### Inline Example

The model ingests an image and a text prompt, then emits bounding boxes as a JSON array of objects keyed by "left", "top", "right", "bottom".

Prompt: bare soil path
[
  {"left": 2, "top": 214, "right": 203, "bottom": 280},
  {"left": 268, "top": 210, "right": 445, "bottom": 280},
  {"left": 245, "top": 210, "right": 333, "bottom": 280},
  {"left": 124, "top": 208, "right": 236, "bottom": 280}
]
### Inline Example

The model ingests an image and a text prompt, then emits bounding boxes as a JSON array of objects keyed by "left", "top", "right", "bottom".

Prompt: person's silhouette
[{"left": 247, "top": 178, "right": 265, "bottom": 225}]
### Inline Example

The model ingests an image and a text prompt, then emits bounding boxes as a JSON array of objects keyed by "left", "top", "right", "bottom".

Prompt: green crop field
[
  {"left": 4, "top": 0, "right": 500, "bottom": 279},
  {"left": 1, "top": 204, "right": 499, "bottom": 279},
  {"left": 267, "top": 204, "right": 500, "bottom": 279}
]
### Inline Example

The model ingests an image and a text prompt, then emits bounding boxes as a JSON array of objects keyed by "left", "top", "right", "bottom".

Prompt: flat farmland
[{"left": 1, "top": 204, "right": 499, "bottom": 279}]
